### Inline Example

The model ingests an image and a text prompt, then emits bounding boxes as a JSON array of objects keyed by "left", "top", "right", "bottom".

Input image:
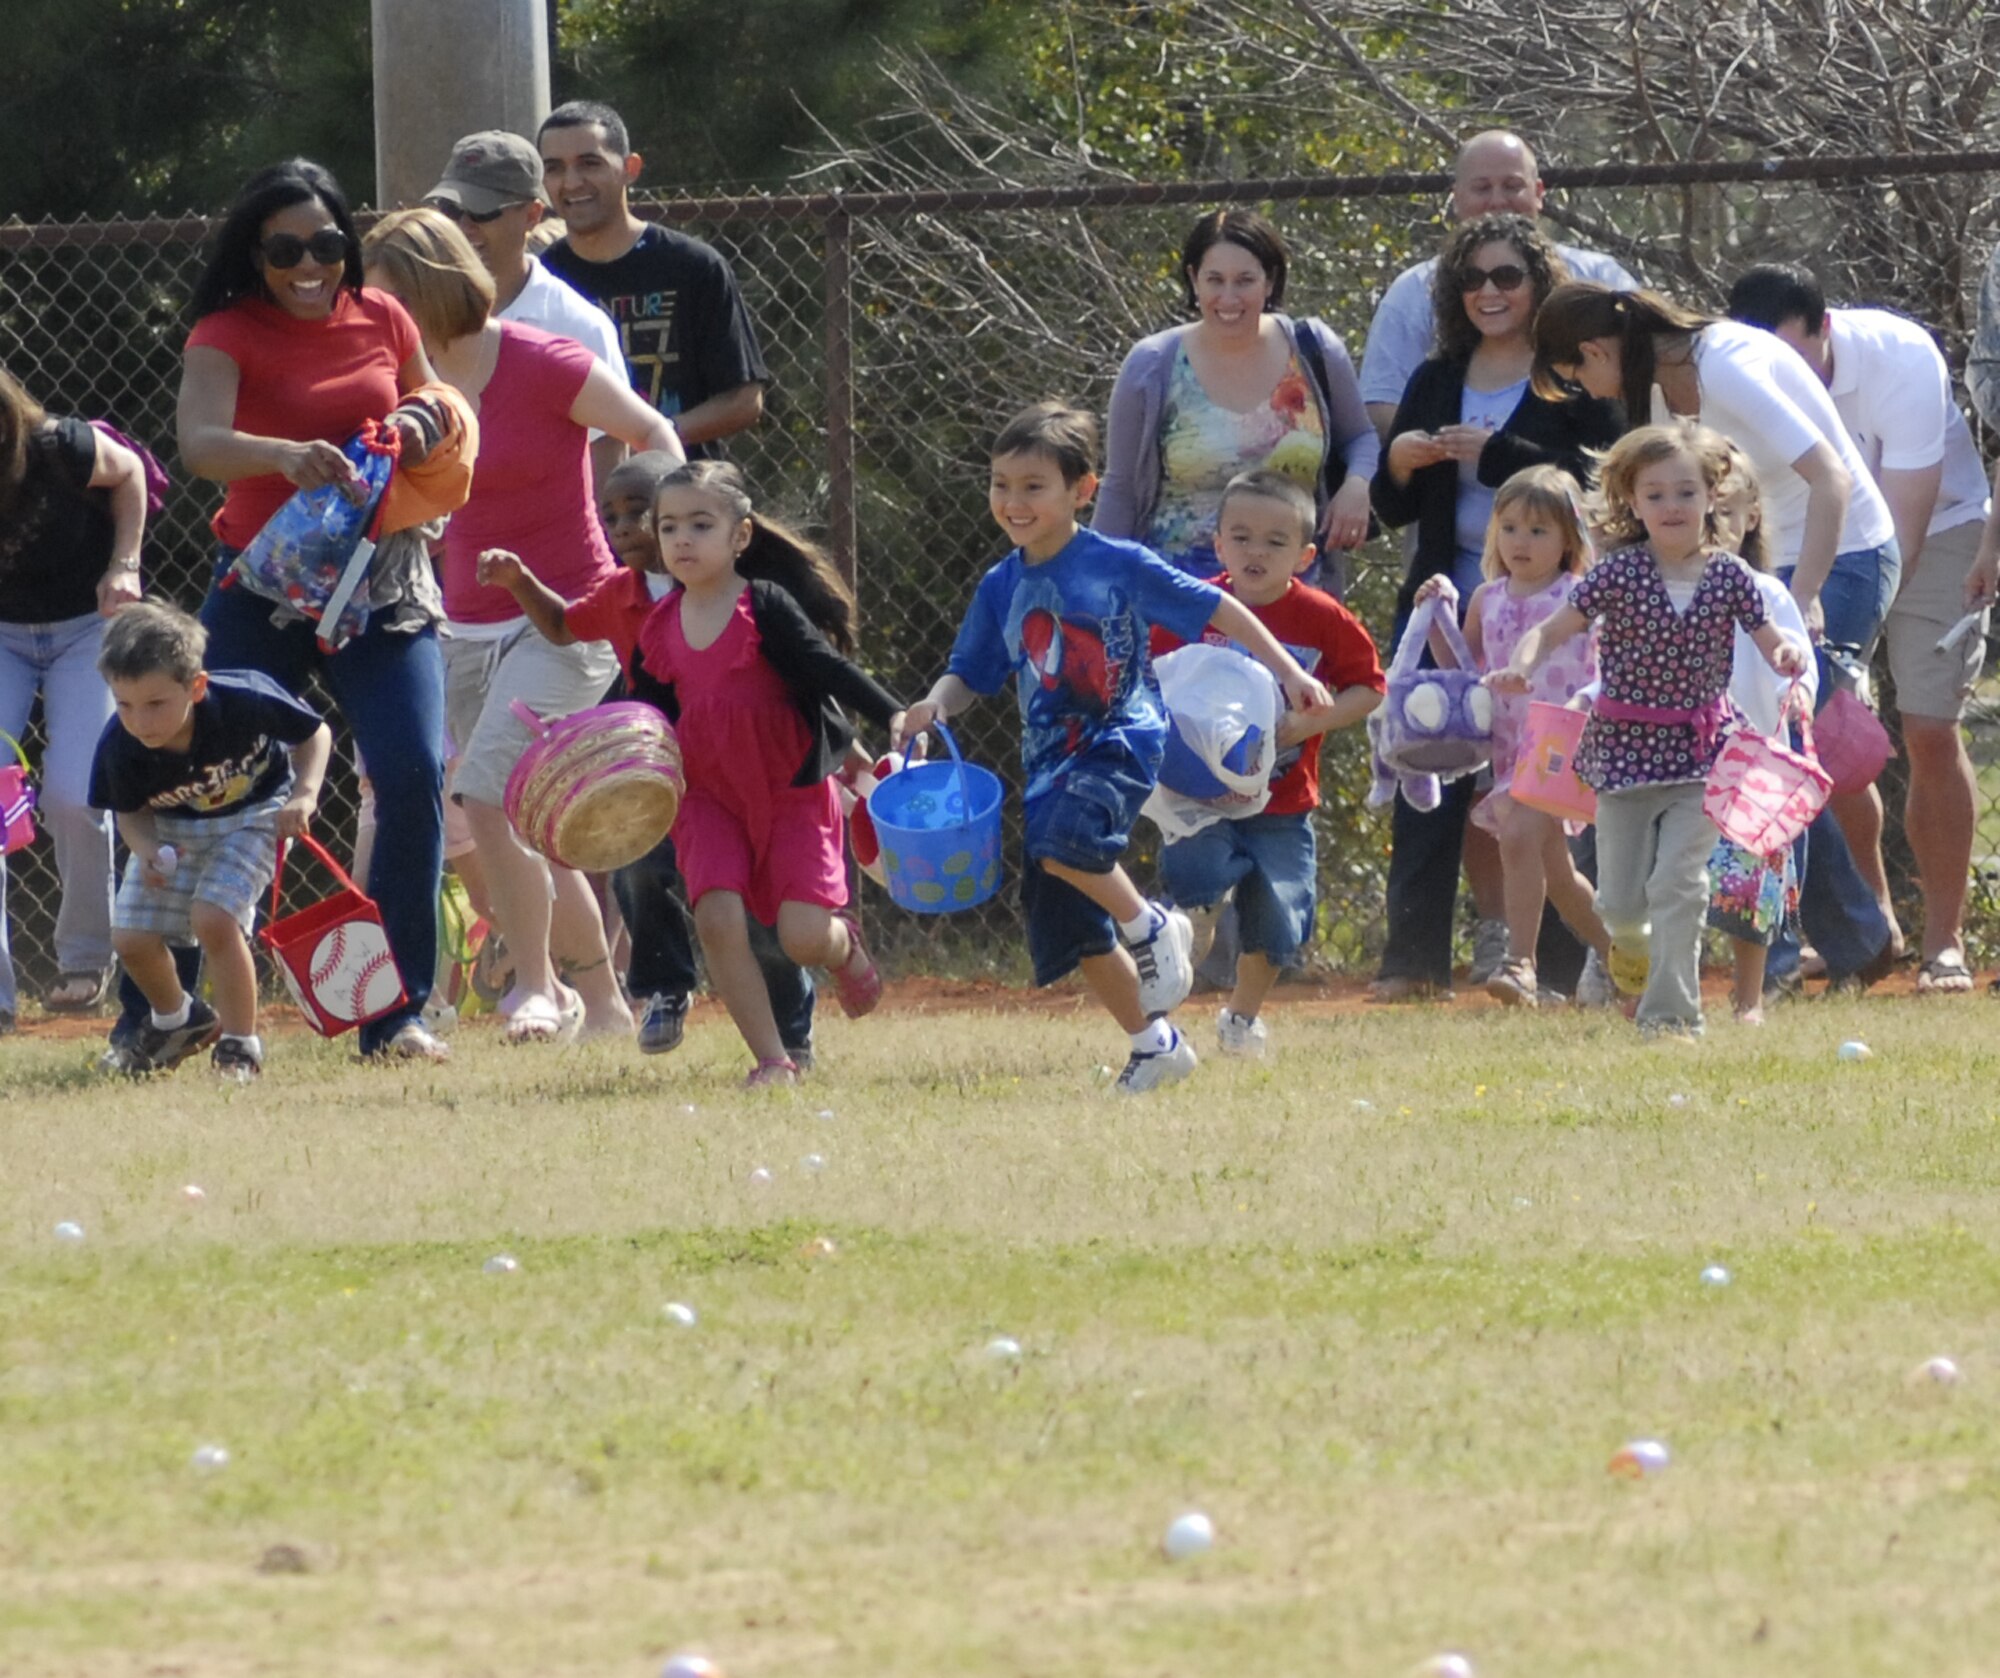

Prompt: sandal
[
  {"left": 744, "top": 1057, "right": 799, "bottom": 1089},
  {"left": 1916, "top": 949, "right": 1976, "bottom": 995},
  {"left": 504, "top": 994, "right": 565, "bottom": 1044},
  {"left": 44, "top": 968, "right": 110, "bottom": 1012}
]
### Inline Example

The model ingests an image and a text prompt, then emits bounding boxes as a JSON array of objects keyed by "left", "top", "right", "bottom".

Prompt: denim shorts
[
  {"left": 1021, "top": 743, "right": 1155, "bottom": 872},
  {"left": 1020, "top": 743, "right": 1156, "bottom": 985},
  {"left": 1161, "top": 811, "right": 1317, "bottom": 963}
]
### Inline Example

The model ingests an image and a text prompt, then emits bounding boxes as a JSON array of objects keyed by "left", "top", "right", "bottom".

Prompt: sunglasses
[
  {"left": 428, "top": 200, "right": 519, "bottom": 226},
  {"left": 1460, "top": 263, "right": 1529, "bottom": 293},
  {"left": 258, "top": 229, "right": 350, "bottom": 270}
]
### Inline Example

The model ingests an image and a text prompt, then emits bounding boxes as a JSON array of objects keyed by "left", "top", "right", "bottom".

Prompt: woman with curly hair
[{"left": 1368, "top": 213, "right": 1623, "bottom": 1001}]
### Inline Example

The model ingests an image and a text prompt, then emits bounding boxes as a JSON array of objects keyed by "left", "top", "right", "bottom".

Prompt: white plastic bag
[{"left": 1143, "top": 643, "right": 1280, "bottom": 841}]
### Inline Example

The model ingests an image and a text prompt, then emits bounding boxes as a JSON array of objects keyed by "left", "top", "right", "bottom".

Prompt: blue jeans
[
  {"left": 1768, "top": 546, "right": 1900, "bottom": 986},
  {"left": 0, "top": 612, "right": 115, "bottom": 1012},
  {"left": 113, "top": 567, "right": 447, "bottom": 1054},
  {"left": 1162, "top": 811, "right": 1316, "bottom": 963}
]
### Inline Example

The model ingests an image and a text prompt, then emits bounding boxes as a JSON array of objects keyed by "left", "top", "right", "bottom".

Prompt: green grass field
[{"left": 5, "top": 991, "right": 1999, "bottom": 1677}]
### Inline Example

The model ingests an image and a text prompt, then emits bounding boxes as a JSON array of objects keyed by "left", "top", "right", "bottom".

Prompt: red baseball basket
[{"left": 259, "top": 834, "right": 406, "bottom": 1037}]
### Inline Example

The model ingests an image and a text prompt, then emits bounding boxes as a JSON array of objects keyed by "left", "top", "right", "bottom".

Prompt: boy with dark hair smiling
[
  {"left": 898, "top": 402, "right": 1333, "bottom": 1094},
  {"left": 89, "top": 601, "right": 330, "bottom": 1079}
]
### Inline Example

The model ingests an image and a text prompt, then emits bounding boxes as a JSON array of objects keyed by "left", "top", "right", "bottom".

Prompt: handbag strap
[
  {"left": 267, "top": 831, "right": 366, "bottom": 925},
  {"left": 0, "top": 729, "right": 28, "bottom": 775}
]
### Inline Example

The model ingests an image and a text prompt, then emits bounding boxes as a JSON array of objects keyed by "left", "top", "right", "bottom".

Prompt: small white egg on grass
[
  {"left": 663, "top": 1302, "right": 698, "bottom": 1328},
  {"left": 1412, "top": 1656, "right": 1477, "bottom": 1678},
  {"left": 1912, "top": 1355, "right": 1961, "bottom": 1387},
  {"left": 1161, "top": 1510, "right": 1214, "bottom": 1560},
  {"left": 801, "top": 1153, "right": 826, "bottom": 1175},
  {"left": 482, "top": 1254, "right": 519, "bottom": 1276},
  {"left": 1837, "top": 1040, "right": 1873, "bottom": 1062},
  {"left": 984, "top": 1336, "right": 1022, "bottom": 1361},
  {"left": 53, "top": 1221, "right": 84, "bottom": 1243},
  {"left": 191, "top": 1443, "right": 230, "bottom": 1473},
  {"left": 747, "top": 1167, "right": 774, "bottom": 1188},
  {"left": 660, "top": 1656, "right": 726, "bottom": 1678},
  {"left": 1700, "top": 1265, "right": 1732, "bottom": 1288}
]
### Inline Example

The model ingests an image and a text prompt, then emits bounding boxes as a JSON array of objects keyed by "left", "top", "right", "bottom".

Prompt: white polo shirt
[
  {"left": 1359, "top": 244, "right": 1639, "bottom": 408},
  {"left": 1823, "top": 307, "right": 1988, "bottom": 538},
  {"left": 1687, "top": 320, "right": 1896, "bottom": 567}
]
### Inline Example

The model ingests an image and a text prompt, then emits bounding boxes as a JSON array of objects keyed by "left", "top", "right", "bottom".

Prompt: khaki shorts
[
  {"left": 443, "top": 625, "right": 620, "bottom": 808},
  {"left": 1884, "top": 519, "right": 1987, "bottom": 721}
]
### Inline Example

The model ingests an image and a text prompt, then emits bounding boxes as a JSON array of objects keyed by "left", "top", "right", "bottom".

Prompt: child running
[
  {"left": 1491, "top": 422, "right": 1808, "bottom": 1036},
  {"left": 897, "top": 402, "right": 1334, "bottom": 1093},
  {"left": 628, "top": 460, "right": 902, "bottom": 1087},
  {"left": 1708, "top": 439, "right": 1816, "bottom": 1023},
  {"left": 88, "top": 601, "right": 331, "bottom": 1080},
  {"left": 1153, "top": 469, "right": 1384, "bottom": 1055},
  {"left": 479, "top": 452, "right": 816, "bottom": 1066},
  {"left": 1415, "top": 464, "right": 1609, "bottom": 1008}
]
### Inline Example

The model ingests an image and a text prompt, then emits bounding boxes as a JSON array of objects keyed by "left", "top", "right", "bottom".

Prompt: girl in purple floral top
[{"left": 1493, "top": 424, "right": 1807, "bottom": 1035}]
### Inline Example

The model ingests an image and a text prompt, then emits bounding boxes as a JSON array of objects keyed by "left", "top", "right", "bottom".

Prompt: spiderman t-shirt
[{"left": 948, "top": 527, "right": 1222, "bottom": 800}]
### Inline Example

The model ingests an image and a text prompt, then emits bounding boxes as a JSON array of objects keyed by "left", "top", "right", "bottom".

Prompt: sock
[
  {"left": 220, "top": 1032, "right": 262, "bottom": 1060},
  {"left": 1118, "top": 904, "right": 1163, "bottom": 944},
  {"left": 1129, "top": 1018, "right": 1173, "bottom": 1055},
  {"left": 150, "top": 998, "right": 191, "bottom": 1031}
]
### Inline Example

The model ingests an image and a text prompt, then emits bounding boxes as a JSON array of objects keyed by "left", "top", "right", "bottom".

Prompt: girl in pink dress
[
  {"left": 634, "top": 462, "right": 906, "bottom": 1087},
  {"left": 1414, "top": 465, "right": 1610, "bottom": 1007}
]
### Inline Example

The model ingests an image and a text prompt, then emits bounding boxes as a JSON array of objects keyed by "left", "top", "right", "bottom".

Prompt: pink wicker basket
[{"left": 503, "top": 700, "right": 683, "bottom": 871}]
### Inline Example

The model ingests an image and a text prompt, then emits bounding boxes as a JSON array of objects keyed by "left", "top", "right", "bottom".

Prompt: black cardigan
[
  {"left": 1371, "top": 356, "right": 1624, "bottom": 622},
  {"left": 630, "top": 577, "right": 903, "bottom": 788}
]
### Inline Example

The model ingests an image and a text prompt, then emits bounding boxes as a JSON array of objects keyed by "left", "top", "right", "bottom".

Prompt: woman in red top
[
  {"left": 169, "top": 159, "right": 450, "bottom": 1064},
  {"left": 363, "top": 208, "right": 682, "bottom": 1044}
]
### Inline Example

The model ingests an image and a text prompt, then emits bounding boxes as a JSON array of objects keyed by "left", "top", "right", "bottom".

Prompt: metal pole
[
  {"left": 371, "top": 0, "right": 551, "bottom": 210},
  {"left": 824, "top": 205, "right": 858, "bottom": 592}
]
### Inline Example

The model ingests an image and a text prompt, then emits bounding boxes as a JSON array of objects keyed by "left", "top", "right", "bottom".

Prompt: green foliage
[{"left": 0, "top": 0, "right": 374, "bottom": 220}]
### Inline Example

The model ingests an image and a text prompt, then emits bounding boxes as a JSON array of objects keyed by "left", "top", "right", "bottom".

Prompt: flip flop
[
  {"left": 44, "top": 969, "right": 110, "bottom": 1012},
  {"left": 1916, "top": 950, "right": 1975, "bottom": 994},
  {"left": 504, "top": 994, "right": 565, "bottom": 1044}
]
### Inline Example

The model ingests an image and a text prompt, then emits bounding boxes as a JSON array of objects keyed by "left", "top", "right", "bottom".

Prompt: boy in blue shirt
[
  {"left": 89, "top": 602, "right": 330, "bottom": 1080},
  {"left": 898, "top": 401, "right": 1332, "bottom": 1093}
]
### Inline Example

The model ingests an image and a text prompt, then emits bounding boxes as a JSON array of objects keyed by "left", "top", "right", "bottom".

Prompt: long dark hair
[
  {"left": 0, "top": 367, "right": 47, "bottom": 520},
  {"left": 1530, "top": 282, "right": 1712, "bottom": 417},
  {"left": 656, "top": 461, "right": 860, "bottom": 653},
  {"left": 1430, "top": 213, "right": 1568, "bottom": 364},
  {"left": 188, "top": 159, "right": 366, "bottom": 322},
  {"left": 1179, "top": 207, "right": 1289, "bottom": 313}
]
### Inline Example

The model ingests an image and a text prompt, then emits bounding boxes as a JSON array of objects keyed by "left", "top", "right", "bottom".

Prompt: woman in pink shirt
[{"left": 364, "top": 209, "right": 682, "bottom": 1044}]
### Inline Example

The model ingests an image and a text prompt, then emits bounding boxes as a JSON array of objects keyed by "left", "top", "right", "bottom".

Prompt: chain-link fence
[{"left": 4, "top": 153, "right": 2000, "bottom": 995}]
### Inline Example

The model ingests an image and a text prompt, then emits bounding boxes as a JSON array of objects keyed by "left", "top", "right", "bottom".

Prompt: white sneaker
[
  {"left": 1216, "top": 1007, "right": 1268, "bottom": 1058},
  {"left": 1576, "top": 948, "right": 1617, "bottom": 1009},
  {"left": 1114, "top": 1027, "right": 1198, "bottom": 1094},
  {"left": 1467, "top": 918, "right": 1510, "bottom": 985},
  {"left": 1127, "top": 904, "right": 1194, "bottom": 1018}
]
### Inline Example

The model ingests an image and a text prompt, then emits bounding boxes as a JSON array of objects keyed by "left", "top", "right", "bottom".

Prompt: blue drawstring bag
[{"left": 228, "top": 422, "right": 398, "bottom": 651}]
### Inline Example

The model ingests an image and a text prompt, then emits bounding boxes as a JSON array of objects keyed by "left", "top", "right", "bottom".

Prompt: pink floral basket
[
  {"left": 1511, "top": 701, "right": 1596, "bottom": 824},
  {"left": 1703, "top": 688, "right": 1831, "bottom": 854}
]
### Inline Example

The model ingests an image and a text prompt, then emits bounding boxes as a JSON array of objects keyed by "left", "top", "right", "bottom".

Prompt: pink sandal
[{"left": 830, "top": 913, "right": 883, "bottom": 1019}]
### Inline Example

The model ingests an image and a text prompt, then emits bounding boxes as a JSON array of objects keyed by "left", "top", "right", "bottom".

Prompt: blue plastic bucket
[{"left": 867, "top": 722, "right": 1004, "bottom": 913}]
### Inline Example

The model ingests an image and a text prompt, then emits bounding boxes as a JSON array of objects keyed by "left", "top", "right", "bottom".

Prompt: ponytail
[{"left": 1531, "top": 282, "right": 1713, "bottom": 417}]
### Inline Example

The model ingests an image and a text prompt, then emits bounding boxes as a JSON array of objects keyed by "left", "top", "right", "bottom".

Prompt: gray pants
[{"left": 1594, "top": 781, "right": 1711, "bottom": 1032}]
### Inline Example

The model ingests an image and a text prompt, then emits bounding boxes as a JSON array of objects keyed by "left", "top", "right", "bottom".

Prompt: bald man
[{"left": 1359, "top": 131, "right": 1639, "bottom": 440}]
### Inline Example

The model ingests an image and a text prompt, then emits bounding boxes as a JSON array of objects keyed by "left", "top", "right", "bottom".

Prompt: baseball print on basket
[{"left": 259, "top": 834, "right": 408, "bottom": 1036}]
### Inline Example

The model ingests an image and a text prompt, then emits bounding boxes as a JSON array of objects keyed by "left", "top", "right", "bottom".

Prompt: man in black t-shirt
[{"left": 538, "top": 101, "right": 769, "bottom": 460}]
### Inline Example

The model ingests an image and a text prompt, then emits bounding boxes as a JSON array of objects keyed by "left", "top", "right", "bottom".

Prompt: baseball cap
[{"left": 426, "top": 131, "right": 548, "bottom": 215}]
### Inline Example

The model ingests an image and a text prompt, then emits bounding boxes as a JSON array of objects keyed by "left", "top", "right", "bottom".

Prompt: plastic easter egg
[
  {"left": 1837, "top": 1040, "right": 1873, "bottom": 1062},
  {"left": 1700, "top": 1265, "right": 1731, "bottom": 1288},
  {"left": 1608, "top": 1439, "right": 1671, "bottom": 1478},
  {"left": 1162, "top": 1511, "right": 1214, "bottom": 1559},
  {"left": 985, "top": 1336, "right": 1023, "bottom": 1361},
  {"left": 482, "top": 1254, "right": 519, "bottom": 1276},
  {"left": 1914, "top": 1356, "right": 1961, "bottom": 1387},
  {"left": 53, "top": 1221, "right": 84, "bottom": 1243},
  {"left": 191, "top": 1443, "right": 230, "bottom": 1473},
  {"left": 663, "top": 1302, "right": 697, "bottom": 1328}
]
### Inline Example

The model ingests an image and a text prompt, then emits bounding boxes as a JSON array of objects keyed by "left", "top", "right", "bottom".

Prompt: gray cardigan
[{"left": 1094, "top": 314, "right": 1380, "bottom": 540}]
